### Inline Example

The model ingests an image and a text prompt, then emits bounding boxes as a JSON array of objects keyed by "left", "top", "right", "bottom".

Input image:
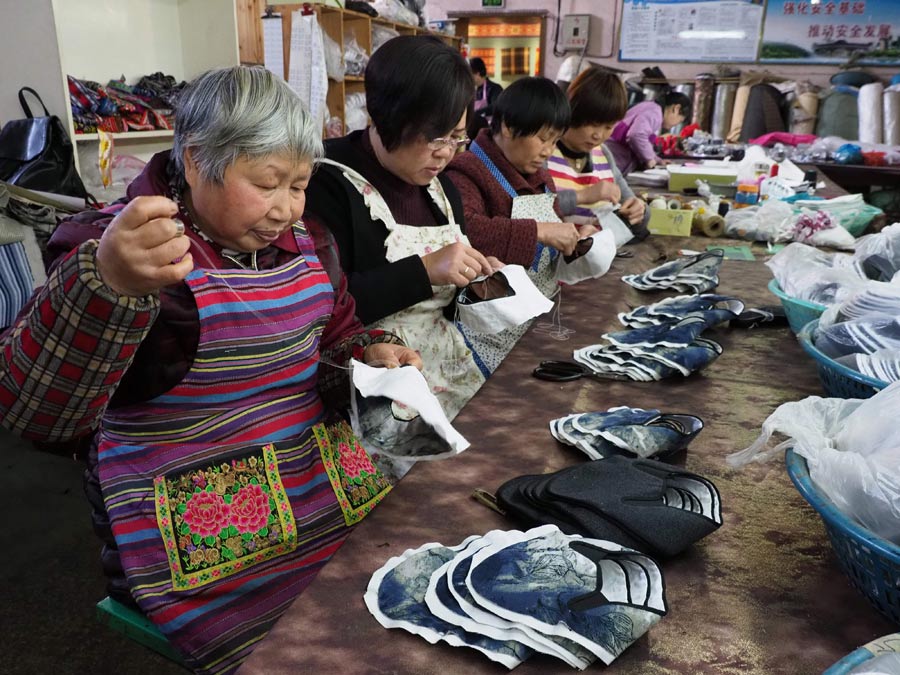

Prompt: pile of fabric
[
  {"left": 622, "top": 249, "right": 724, "bottom": 294},
  {"left": 549, "top": 407, "right": 704, "bottom": 461},
  {"left": 364, "top": 524, "right": 667, "bottom": 669},
  {"left": 68, "top": 72, "right": 185, "bottom": 134}
]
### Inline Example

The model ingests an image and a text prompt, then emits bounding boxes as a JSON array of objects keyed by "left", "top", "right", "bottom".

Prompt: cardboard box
[
  {"left": 647, "top": 208, "right": 693, "bottom": 236},
  {"left": 667, "top": 164, "right": 738, "bottom": 192}
]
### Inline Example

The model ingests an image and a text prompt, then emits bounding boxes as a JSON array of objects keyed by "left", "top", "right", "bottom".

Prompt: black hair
[
  {"left": 659, "top": 91, "right": 693, "bottom": 121},
  {"left": 366, "top": 36, "right": 474, "bottom": 151},
  {"left": 469, "top": 57, "right": 487, "bottom": 78},
  {"left": 567, "top": 68, "right": 627, "bottom": 127},
  {"left": 489, "top": 77, "right": 571, "bottom": 138}
]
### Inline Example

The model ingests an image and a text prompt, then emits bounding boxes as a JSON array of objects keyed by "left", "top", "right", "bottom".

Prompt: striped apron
[{"left": 96, "top": 224, "right": 350, "bottom": 674}]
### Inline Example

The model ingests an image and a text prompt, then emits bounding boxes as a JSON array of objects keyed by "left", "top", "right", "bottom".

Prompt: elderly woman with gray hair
[{"left": 0, "top": 66, "right": 420, "bottom": 674}]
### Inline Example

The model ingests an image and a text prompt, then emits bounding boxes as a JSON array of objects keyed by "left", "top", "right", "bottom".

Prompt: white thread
[{"left": 532, "top": 287, "right": 575, "bottom": 341}]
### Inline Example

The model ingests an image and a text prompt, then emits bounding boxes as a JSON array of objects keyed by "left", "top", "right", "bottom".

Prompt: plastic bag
[
  {"left": 726, "top": 380, "right": 900, "bottom": 544},
  {"left": 789, "top": 193, "right": 883, "bottom": 237},
  {"left": 79, "top": 152, "right": 146, "bottom": 204},
  {"left": 345, "top": 92, "right": 368, "bottom": 133},
  {"left": 371, "top": 0, "right": 418, "bottom": 26},
  {"left": 792, "top": 209, "right": 856, "bottom": 249},
  {"left": 855, "top": 223, "right": 900, "bottom": 281},
  {"left": 322, "top": 29, "right": 344, "bottom": 82},
  {"left": 847, "top": 652, "right": 900, "bottom": 675},
  {"left": 343, "top": 34, "right": 369, "bottom": 77},
  {"left": 766, "top": 242, "right": 870, "bottom": 305},
  {"left": 371, "top": 24, "right": 399, "bottom": 53},
  {"left": 723, "top": 199, "right": 794, "bottom": 242}
]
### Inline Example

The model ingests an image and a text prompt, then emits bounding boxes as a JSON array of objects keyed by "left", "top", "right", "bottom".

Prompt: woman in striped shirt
[{"left": 549, "top": 68, "right": 647, "bottom": 231}]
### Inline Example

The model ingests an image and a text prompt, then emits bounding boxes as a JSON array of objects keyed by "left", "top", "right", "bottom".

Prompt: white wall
[
  {"left": 0, "top": 1, "right": 66, "bottom": 125},
  {"left": 428, "top": 0, "right": 898, "bottom": 88}
]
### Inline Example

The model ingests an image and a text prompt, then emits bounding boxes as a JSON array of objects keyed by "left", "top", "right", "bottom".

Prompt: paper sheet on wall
[
  {"left": 262, "top": 16, "right": 284, "bottom": 79},
  {"left": 619, "top": 0, "right": 763, "bottom": 63},
  {"left": 288, "top": 11, "right": 328, "bottom": 131}
]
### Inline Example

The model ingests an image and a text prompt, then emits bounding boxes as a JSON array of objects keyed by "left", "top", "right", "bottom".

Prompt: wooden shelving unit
[{"left": 264, "top": 3, "right": 462, "bottom": 135}]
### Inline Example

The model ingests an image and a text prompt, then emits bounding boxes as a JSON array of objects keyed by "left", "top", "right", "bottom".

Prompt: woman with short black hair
[
  {"left": 446, "top": 77, "right": 581, "bottom": 295},
  {"left": 304, "top": 35, "right": 500, "bottom": 420},
  {"left": 606, "top": 90, "right": 692, "bottom": 175}
]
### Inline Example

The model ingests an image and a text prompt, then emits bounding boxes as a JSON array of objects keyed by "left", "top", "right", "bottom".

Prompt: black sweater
[{"left": 304, "top": 130, "right": 466, "bottom": 325}]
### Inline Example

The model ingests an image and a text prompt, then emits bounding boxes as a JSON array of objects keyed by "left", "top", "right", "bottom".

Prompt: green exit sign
[{"left": 482, "top": 0, "right": 505, "bottom": 7}]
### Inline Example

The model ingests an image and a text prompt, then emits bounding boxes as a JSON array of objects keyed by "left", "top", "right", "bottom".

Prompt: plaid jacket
[{"left": 0, "top": 152, "right": 402, "bottom": 442}]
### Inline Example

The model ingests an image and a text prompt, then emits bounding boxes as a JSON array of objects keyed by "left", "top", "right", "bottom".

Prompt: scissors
[{"left": 532, "top": 360, "right": 629, "bottom": 382}]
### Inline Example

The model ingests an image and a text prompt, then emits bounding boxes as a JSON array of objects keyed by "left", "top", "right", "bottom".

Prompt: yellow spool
[{"left": 693, "top": 213, "right": 726, "bottom": 238}]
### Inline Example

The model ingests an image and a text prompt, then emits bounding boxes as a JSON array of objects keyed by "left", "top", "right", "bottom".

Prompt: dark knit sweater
[
  {"left": 304, "top": 129, "right": 466, "bottom": 325},
  {"left": 444, "top": 128, "right": 563, "bottom": 267}
]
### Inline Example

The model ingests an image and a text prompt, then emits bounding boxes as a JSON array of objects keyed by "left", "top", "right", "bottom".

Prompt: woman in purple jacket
[{"left": 606, "top": 91, "right": 692, "bottom": 175}]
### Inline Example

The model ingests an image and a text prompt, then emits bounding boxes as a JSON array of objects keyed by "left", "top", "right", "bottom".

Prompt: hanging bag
[{"left": 0, "top": 87, "right": 92, "bottom": 201}]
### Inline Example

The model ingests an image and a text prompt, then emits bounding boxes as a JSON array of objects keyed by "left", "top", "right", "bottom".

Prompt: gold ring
[
  {"left": 174, "top": 219, "right": 185, "bottom": 237},
  {"left": 464, "top": 266, "right": 471, "bottom": 276}
]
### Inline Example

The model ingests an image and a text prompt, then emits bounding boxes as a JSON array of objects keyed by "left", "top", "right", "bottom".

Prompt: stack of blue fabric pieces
[
  {"left": 364, "top": 524, "right": 667, "bottom": 670},
  {"left": 572, "top": 293, "right": 743, "bottom": 381},
  {"left": 549, "top": 406, "right": 703, "bottom": 461},
  {"left": 622, "top": 249, "right": 724, "bottom": 294}
]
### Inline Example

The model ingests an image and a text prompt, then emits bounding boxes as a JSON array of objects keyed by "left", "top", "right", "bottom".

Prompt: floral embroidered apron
[
  {"left": 320, "top": 159, "right": 485, "bottom": 421},
  {"left": 96, "top": 224, "right": 387, "bottom": 675}
]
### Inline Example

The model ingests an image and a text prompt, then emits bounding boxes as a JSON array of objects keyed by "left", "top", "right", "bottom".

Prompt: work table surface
[{"left": 239, "top": 235, "right": 894, "bottom": 675}]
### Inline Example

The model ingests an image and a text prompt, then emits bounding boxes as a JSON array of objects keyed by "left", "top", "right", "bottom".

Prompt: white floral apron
[{"left": 320, "top": 159, "right": 486, "bottom": 421}]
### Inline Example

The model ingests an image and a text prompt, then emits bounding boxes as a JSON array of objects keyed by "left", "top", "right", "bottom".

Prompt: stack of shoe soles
[
  {"left": 365, "top": 524, "right": 667, "bottom": 670},
  {"left": 573, "top": 309, "right": 733, "bottom": 381},
  {"left": 495, "top": 456, "right": 722, "bottom": 559},
  {"left": 622, "top": 249, "right": 724, "bottom": 294},
  {"left": 549, "top": 407, "right": 704, "bottom": 460}
]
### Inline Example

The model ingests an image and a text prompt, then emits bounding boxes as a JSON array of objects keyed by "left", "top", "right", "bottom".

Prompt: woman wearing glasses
[
  {"left": 304, "top": 35, "right": 500, "bottom": 421},
  {"left": 445, "top": 77, "right": 582, "bottom": 299}
]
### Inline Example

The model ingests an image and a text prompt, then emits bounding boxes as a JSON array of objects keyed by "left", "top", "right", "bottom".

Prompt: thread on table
[{"left": 533, "top": 287, "right": 575, "bottom": 341}]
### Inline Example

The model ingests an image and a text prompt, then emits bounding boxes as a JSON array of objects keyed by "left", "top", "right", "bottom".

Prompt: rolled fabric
[
  {"left": 791, "top": 91, "right": 819, "bottom": 135},
  {"left": 711, "top": 83, "right": 737, "bottom": 140},
  {"left": 858, "top": 82, "right": 884, "bottom": 144},
  {"left": 692, "top": 75, "right": 715, "bottom": 131},
  {"left": 727, "top": 84, "right": 752, "bottom": 142},
  {"left": 884, "top": 88, "right": 900, "bottom": 145},
  {"left": 670, "top": 83, "right": 694, "bottom": 136}
]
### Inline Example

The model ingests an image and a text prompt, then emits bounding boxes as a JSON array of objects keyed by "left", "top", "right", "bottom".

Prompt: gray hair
[{"left": 172, "top": 66, "right": 323, "bottom": 183}]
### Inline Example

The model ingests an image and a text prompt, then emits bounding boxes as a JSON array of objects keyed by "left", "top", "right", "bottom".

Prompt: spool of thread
[
  {"left": 693, "top": 213, "right": 726, "bottom": 238},
  {"left": 667, "top": 198, "right": 683, "bottom": 210},
  {"left": 649, "top": 198, "right": 668, "bottom": 210}
]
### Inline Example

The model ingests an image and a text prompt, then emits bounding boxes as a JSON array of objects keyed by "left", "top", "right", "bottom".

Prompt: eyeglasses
[{"left": 427, "top": 135, "right": 470, "bottom": 151}]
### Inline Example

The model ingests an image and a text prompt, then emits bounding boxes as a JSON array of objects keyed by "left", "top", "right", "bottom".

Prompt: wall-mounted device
[{"left": 559, "top": 14, "right": 605, "bottom": 55}]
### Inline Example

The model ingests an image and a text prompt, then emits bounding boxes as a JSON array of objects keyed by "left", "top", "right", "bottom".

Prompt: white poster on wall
[{"left": 619, "top": 0, "right": 764, "bottom": 62}]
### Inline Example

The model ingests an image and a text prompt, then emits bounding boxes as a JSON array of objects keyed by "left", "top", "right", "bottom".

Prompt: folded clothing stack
[{"left": 365, "top": 524, "right": 667, "bottom": 670}]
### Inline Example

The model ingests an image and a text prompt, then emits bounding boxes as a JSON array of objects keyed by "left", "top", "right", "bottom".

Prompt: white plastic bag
[
  {"left": 766, "top": 242, "right": 870, "bottom": 305},
  {"left": 726, "top": 380, "right": 900, "bottom": 544}
]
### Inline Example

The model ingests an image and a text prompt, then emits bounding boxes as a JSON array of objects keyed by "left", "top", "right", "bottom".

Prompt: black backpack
[{"left": 0, "top": 87, "right": 92, "bottom": 201}]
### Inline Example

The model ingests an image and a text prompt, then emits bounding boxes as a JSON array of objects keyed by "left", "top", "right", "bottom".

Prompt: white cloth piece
[
  {"left": 456, "top": 265, "right": 553, "bottom": 336},
  {"left": 556, "top": 229, "right": 617, "bottom": 286},
  {"left": 884, "top": 88, "right": 900, "bottom": 146},
  {"left": 351, "top": 359, "right": 469, "bottom": 454}
]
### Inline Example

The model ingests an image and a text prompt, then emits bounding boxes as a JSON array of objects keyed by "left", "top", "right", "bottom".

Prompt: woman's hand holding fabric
[
  {"left": 96, "top": 196, "right": 194, "bottom": 297},
  {"left": 577, "top": 181, "right": 621, "bottom": 206},
  {"left": 619, "top": 197, "right": 646, "bottom": 225},
  {"left": 576, "top": 221, "right": 600, "bottom": 238},
  {"left": 536, "top": 221, "right": 580, "bottom": 256},
  {"left": 363, "top": 343, "right": 424, "bottom": 370},
  {"left": 421, "top": 241, "right": 494, "bottom": 288}
]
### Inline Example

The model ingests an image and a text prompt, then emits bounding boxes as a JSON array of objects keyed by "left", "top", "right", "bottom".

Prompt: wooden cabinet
[{"left": 262, "top": 3, "right": 461, "bottom": 135}]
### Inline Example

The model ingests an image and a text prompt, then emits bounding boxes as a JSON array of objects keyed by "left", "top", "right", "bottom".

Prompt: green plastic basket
[{"left": 767, "top": 278, "right": 827, "bottom": 334}]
